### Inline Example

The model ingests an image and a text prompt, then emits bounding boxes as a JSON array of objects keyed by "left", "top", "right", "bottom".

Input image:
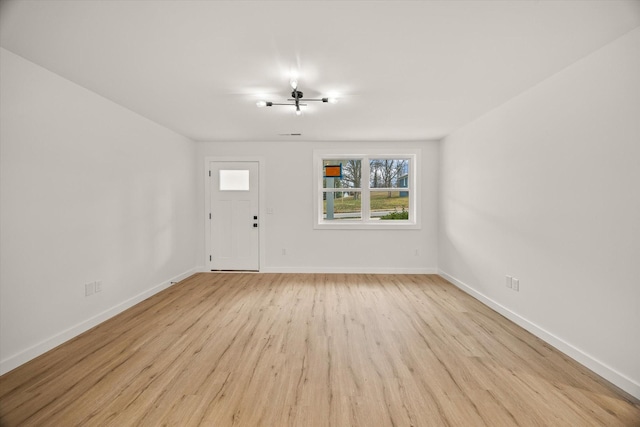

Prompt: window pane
[
  {"left": 369, "top": 159, "right": 409, "bottom": 188},
  {"left": 219, "top": 170, "right": 249, "bottom": 191},
  {"left": 323, "top": 191, "right": 362, "bottom": 220},
  {"left": 323, "top": 159, "right": 362, "bottom": 189},
  {"left": 370, "top": 190, "right": 410, "bottom": 220}
]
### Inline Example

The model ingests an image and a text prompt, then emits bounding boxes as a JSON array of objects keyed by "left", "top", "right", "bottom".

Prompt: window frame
[{"left": 313, "top": 149, "right": 420, "bottom": 230}]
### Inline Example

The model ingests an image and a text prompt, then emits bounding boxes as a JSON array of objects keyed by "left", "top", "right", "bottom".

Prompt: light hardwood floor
[{"left": 1, "top": 273, "right": 638, "bottom": 426}]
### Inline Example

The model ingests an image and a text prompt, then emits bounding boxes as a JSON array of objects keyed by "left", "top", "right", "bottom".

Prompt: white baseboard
[
  {"left": 259, "top": 266, "right": 438, "bottom": 274},
  {"left": 0, "top": 267, "right": 199, "bottom": 375},
  {"left": 438, "top": 270, "right": 640, "bottom": 400}
]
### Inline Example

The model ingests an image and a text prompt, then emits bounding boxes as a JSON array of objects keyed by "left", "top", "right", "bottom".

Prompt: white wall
[
  {"left": 197, "top": 141, "right": 439, "bottom": 273},
  {"left": 439, "top": 28, "right": 640, "bottom": 398},
  {"left": 0, "top": 49, "right": 199, "bottom": 373}
]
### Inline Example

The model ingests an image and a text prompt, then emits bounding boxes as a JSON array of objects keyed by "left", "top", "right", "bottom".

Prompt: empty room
[{"left": 1, "top": 1, "right": 639, "bottom": 425}]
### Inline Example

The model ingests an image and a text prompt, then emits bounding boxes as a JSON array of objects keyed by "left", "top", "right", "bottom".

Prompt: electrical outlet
[
  {"left": 282, "top": 248, "right": 287, "bottom": 255},
  {"left": 95, "top": 281, "right": 102, "bottom": 293},
  {"left": 85, "top": 282, "right": 95, "bottom": 297},
  {"left": 505, "top": 275, "right": 513, "bottom": 289},
  {"left": 414, "top": 249, "right": 419, "bottom": 256},
  {"left": 512, "top": 278, "right": 519, "bottom": 291}
]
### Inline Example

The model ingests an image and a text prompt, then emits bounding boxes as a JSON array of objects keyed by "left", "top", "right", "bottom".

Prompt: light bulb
[
  {"left": 328, "top": 97, "right": 338, "bottom": 104},
  {"left": 256, "top": 100, "right": 267, "bottom": 108},
  {"left": 295, "top": 108, "right": 302, "bottom": 116},
  {"left": 290, "top": 79, "right": 298, "bottom": 90}
]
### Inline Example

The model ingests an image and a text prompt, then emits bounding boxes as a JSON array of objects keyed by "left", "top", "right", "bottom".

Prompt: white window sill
[{"left": 314, "top": 221, "right": 421, "bottom": 230}]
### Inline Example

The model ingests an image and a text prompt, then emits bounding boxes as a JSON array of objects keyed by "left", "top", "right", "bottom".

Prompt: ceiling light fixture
[{"left": 256, "top": 79, "right": 337, "bottom": 116}]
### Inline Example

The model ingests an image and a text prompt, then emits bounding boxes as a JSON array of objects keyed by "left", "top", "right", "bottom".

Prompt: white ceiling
[{"left": 1, "top": 1, "right": 639, "bottom": 142}]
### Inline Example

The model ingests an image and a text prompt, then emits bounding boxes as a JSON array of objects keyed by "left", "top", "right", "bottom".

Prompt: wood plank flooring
[{"left": 1, "top": 273, "right": 639, "bottom": 426}]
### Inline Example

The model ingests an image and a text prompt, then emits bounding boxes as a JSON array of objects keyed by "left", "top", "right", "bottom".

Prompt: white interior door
[{"left": 209, "top": 161, "right": 259, "bottom": 271}]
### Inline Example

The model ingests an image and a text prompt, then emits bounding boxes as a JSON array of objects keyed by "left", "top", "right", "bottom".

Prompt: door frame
[{"left": 204, "top": 156, "right": 266, "bottom": 271}]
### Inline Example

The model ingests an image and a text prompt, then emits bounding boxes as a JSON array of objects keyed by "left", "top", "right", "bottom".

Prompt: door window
[{"left": 219, "top": 170, "right": 250, "bottom": 191}]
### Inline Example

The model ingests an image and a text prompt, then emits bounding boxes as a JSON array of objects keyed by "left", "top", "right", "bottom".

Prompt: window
[
  {"left": 219, "top": 170, "right": 250, "bottom": 191},
  {"left": 314, "top": 150, "right": 420, "bottom": 229}
]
